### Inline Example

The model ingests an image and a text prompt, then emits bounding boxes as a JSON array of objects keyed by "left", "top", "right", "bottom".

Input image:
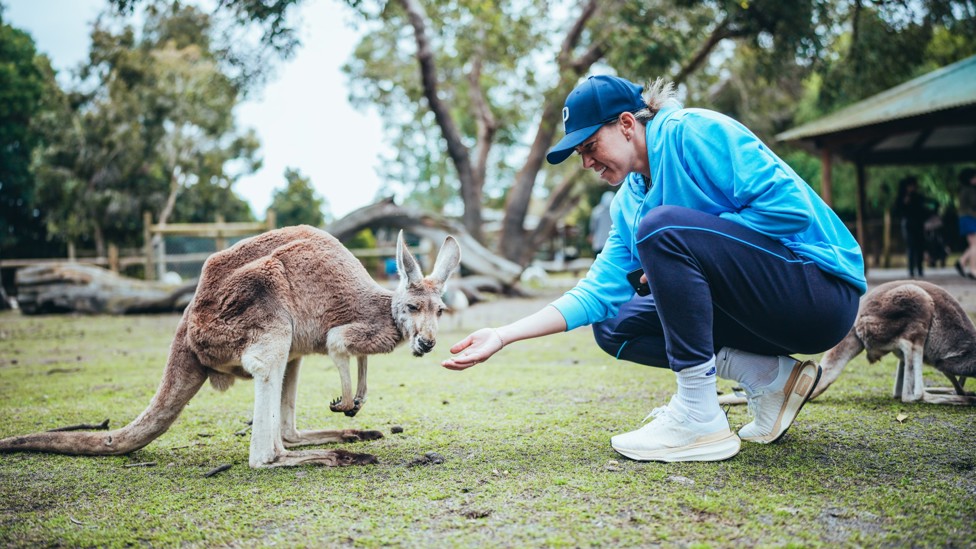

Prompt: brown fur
[
  {"left": 0, "top": 226, "right": 462, "bottom": 467},
  {"left": 814, "top": 280, "right": 976, "bottom": 405}
]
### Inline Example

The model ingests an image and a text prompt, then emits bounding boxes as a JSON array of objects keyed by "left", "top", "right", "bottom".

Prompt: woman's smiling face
[{"left": 574, "top": 114, "right": 646, "bottom": 186}]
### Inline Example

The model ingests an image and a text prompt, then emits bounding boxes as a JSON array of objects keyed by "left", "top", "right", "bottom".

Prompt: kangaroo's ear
[
  {"left": 428, "top": 235, "right": 461, "bottom": 286},
  {"left": 396, "top": 230, "right": 424, "bottom": 284}
]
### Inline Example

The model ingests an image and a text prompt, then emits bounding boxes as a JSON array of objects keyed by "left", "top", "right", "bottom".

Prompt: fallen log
[
  {"left": 15, "top": 263, "right": 197, "bottom": 315},
  {"left": 328, "top": 198, "right": 525, "bottom": 290}
]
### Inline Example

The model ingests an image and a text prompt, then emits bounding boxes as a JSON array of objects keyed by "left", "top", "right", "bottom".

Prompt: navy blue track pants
[{"left": 592, "top": 206, "right": 861, "bottom": 372}]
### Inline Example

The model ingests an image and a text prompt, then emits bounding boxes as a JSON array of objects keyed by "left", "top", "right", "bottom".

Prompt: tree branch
[
  {"left": 468, "top": 52, "right": 496, "bottom": 182},
  {"left": 47, "top": 419, "right": 111, "bottom": 432},
  {"left": 557, "top": 0, "right": 600, "bottom": 66},
  {"left": 673, "top": 18, "right": 732, "bottom": 85},
  {"left": 397, "top": 0, "right": 482, "bottom": 241}
]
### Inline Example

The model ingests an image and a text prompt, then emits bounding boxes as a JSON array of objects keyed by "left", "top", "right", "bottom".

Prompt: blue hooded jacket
[{"left": 550, "top": 105, "right": 866, "bottom": 331}]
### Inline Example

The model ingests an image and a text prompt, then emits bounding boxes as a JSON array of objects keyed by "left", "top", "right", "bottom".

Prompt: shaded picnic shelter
[{"left": 776, "top": 54, "right": 976, "bottom": 266}]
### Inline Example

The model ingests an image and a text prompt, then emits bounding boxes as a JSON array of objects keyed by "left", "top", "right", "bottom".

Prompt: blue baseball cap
[{"left": 546, "top": 75, "right": 645, "bottom": 165}]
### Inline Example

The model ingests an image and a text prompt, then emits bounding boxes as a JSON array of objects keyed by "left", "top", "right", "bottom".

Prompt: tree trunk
[
  {"left": 398, "top": 0, "right": 483, "bottom": 243},
  {"left": 498, "top": 0, "right": 604, "bottom": 265}
]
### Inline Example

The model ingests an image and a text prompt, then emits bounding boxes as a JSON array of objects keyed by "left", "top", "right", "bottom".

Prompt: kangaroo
[
  {"left": 813, "top": 280, "right": 976, "bottom": 405},
  {"left": 0, "top": 226, "right": 462, "bottom": 467}
]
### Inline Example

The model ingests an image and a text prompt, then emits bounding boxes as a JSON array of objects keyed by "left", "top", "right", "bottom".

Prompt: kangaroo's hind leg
[
  {"left": 243, "top": 333, "right": 292, "bottom": 467},
  {"left": 279, "top": 356, "right": 383, "bottom": 448},
  {"left": 896, "top": 339, "right": 925, "bottom": 402},
  {"left": 244, "top": 325, "right": 377, "bottom": 467}
]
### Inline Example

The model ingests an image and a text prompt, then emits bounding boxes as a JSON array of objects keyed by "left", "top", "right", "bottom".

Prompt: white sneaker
[
  {"left": 611, "top": 396, "right": 741, "bottom": 462},
  {"left": 739, "top": 358, "right": 821, "bottom": 444}
]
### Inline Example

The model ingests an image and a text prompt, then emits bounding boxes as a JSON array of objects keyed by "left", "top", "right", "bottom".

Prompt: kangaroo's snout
[{"left": 413, "top": 337, "right": 435, "bottom": 356}]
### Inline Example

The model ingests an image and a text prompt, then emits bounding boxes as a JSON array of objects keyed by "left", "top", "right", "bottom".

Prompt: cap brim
[{"left": 546, "top": 123, "right": 603, "bottom": 165}]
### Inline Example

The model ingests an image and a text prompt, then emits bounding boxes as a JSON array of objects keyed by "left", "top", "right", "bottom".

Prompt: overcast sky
[{"left": 4, "top": 0, "right": 385, "bottom": 220}]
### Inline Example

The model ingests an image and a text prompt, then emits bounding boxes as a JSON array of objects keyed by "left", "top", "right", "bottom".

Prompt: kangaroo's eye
[
  {"left": 437, "top": 307, "right": 444, "bottom": 317},
  {"left": 407, "top": 304, "right": 420, "bottom": 312}
]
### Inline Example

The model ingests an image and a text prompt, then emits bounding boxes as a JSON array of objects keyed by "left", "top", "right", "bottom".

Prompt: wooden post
[
  {"left": 820, "top": 147, "right": 834, "bottom": 206},
  {"left": 156, "top": 235, "right": 167, "bottom": 281},
  {"left": 266, "top": 210, "right": 276, "bottom": 231},
  {"left": 67, "top": 242, "right": 77, "bottom": 263},
  {"left": 108, "top": 243, "right": 120, "bottom": 273},
  {"left": 215, "top": 214, "right": 227, "bottom": 250},
  {"left": 881, "top": 183, "right": 892, "bottom": 268},
  {"left": 143, "top": 211, "right": 155, "bottom": 281},
  {"left": 856, "top": 162, "right": 869, "bottom": 275}
]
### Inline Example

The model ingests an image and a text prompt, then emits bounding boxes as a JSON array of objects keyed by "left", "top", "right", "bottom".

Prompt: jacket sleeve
[{"left": 549, "top": 226, "right": 640, "bottom": 331}]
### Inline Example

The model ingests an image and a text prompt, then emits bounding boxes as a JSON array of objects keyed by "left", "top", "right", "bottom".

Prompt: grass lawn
[{"left": 0, "top": 305, "right": 974, "bottom": 548}]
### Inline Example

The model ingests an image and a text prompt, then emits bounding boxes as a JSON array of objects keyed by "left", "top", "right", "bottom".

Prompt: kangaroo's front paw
[
  {"left": 344, "top": 397, "right": 365, "bottom": 417},
  {"left": 331, "top": 396, "right": 363, "bottom": 416},
  {"left": 330, "top": 396, "right": 356, "bottom": 413}
]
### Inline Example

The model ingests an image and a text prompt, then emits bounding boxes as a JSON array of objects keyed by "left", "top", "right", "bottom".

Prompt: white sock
[
  {"left": 715, "top": 347, "right": 781, "bottom": 394},
  {"left": 674, "top": 356, "right": 722, "bottom": 422}
]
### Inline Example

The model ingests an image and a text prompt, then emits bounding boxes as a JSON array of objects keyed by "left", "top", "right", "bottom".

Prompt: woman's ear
[{"left": 618, "top": 111, "right": 638, "bottom": 139}]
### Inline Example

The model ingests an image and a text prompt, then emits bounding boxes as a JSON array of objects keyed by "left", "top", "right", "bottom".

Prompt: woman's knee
[{"left": 591, "top": 320, "right": 626, "bottom": 358}]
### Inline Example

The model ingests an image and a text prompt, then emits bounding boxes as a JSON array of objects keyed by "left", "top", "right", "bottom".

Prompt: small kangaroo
[
  {"left": 813, "top": 280, "right": 976, "bottom": 405},
  {"left": 0, "top": 226, "right": 462, "bottom": 467}
]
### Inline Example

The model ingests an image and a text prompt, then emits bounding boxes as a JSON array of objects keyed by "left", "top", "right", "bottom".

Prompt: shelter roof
[{"left": 776, "top": 55, "right": 976, "bottom": 165}]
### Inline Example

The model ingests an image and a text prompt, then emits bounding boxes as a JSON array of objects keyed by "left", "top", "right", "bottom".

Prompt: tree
[
  {"left": 110, "top": 0, "right": 306, "bottom": 93},
  {"left": 0, "top": 9, "right": 63, "bottom": 258},
  {"left": 98, "top": 0, "right": 837, "bottom": 265},
  {"left": 269, "top": 167, "right": 330, "bottom": 227},
  {"left": 32, "top": 2, "right": 261, "bottom": 255}
]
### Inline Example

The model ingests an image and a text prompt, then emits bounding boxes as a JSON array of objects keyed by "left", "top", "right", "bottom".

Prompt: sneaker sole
[
  {"left": 611, "top": 432, "right": 741, "bottom": 462},
  {"left": 741, "top": 360, "right": 822, "bottom": 444}
]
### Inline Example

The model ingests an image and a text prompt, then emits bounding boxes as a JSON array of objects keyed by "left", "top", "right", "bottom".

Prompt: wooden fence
[{"left": 1, "top": 212, "right": 435, "bottom": 282}]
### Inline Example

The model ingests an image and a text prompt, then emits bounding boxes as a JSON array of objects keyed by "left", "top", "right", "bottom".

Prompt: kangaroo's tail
[{"left": 0, "top": 319, "right": 208, "bottom": 456}]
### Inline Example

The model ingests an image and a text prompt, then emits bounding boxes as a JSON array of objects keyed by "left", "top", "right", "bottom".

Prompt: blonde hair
[{"left": 633, "top": 77, "right": 679, "bottom": 124}]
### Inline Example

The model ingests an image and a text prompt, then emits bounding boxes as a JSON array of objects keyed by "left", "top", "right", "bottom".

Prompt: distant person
[
  {"left": 956, "top": 167, "right": 976, "bottom": 279},
  {"left": 924, "top": 211, "right": 948, "bottom": 268},
  {"left": 893, "top": 176, "right": 933, "bottom": 278},
  {"left": 589, "top": 191, "right": 615, "bottom": 254}
]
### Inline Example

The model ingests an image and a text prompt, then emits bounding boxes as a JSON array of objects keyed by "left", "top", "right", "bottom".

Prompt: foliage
[
  {"left": 781, "top": 0, "right": 976, "bottom": 252},
  {"left": 170, "top": 176, "right": 256, "bottom": 224},
  {"left": 0, "top": 11, "right": 63, "bottom": 258},
  {"left": 345, "top": 227, "right": 379, "bottom": 274},
  {"left": 1, "top": 296, "right": 974, "bottom": 547},
  {"left": 268, "top": 167, "right": 330, "bottom": 227},
  {"left": 110, "top": 0, "right": 308, "bottom": 93},
  {"left": 30, "top": 1, "right": 260, "bottom": 254}
]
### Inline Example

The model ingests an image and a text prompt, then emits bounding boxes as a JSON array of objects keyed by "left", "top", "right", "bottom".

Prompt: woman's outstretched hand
[{"left": 441, "top": 328, "right": 505, "bottom": 370}]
